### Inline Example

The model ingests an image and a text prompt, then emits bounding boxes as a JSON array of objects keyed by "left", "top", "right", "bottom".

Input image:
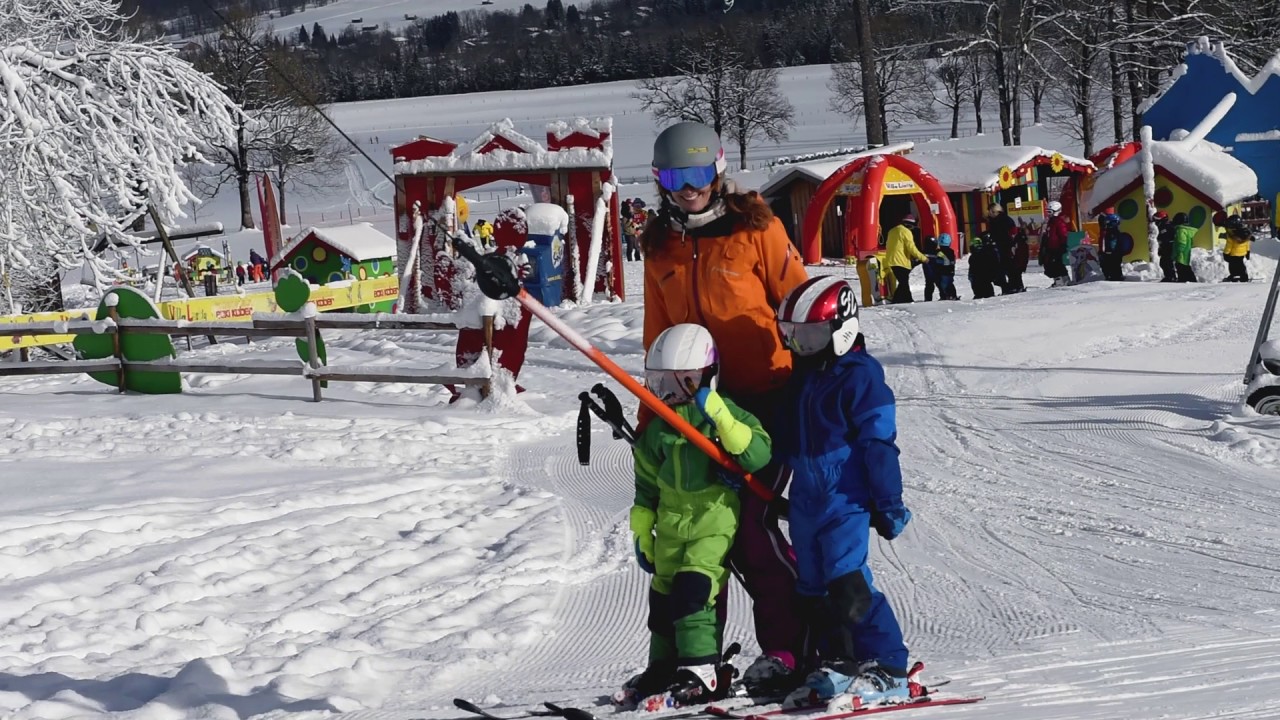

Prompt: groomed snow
[{"left": 3, "top": 243, "right": 1280, "bottom": 719}]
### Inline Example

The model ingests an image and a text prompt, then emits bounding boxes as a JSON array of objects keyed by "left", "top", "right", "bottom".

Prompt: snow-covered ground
[{"left": 3, "top": 241, "right": 1279, "bottom": 718}]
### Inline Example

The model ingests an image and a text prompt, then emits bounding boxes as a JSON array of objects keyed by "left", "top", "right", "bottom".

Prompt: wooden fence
[{"left": 0, "top": 311, "right": 492, "bottom": 402}]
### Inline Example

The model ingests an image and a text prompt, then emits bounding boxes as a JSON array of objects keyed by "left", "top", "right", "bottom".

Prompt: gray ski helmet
[{"left": 652, "top": 122, "right": 727, "bottom": 173}]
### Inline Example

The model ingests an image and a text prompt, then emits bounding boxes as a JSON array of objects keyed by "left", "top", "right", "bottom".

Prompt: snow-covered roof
[
  {"left": 909, "top": 146, "right": 1094, "bottom": 193},
  {"left": 394, "top": 118, "right": 613, "bottom": 174},
  {"left": 758, "top": 143, "right": 915, "bottom": 198},
  {"left": 270, "top": 222, "right": 395, "bottom": 268},
  {"left": 1138, "top": 37, "right": 1280, "bottom": 115},
  {"left": 1084, "top": 139, "right": 1258, "bottom": 214},
  {"left": 546, "top": 117, "right": 611, "bottom": 142},
  {"left": 181, "top": 245, "right": 226, "bottom": 262}
]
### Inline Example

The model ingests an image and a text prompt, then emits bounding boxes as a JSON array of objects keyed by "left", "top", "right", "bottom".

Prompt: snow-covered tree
[{"left": 0, "top": 0, "right": 238, "bottom": 314}]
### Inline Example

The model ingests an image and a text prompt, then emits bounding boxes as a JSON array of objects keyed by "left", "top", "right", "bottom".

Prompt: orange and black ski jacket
[{"left": 643, "top": 214, "right": 809, "bottom": 398}]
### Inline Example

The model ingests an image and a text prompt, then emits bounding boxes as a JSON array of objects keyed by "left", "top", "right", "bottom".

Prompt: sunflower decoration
[
  {"left": 998, "top": 166, "right": 1016, "bottom": 190},
  {"left": 1050, "top": 153, "right": 1066, "bottom": 174}
]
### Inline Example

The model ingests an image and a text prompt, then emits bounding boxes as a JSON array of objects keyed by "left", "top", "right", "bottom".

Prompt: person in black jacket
[
  {"left": 986, "top": 203, "right": 1017, "bottom": 294},
  {"left": 1154, "top": 211, "right": 1176, "bottom": 282},
  {"left": 968, "top": 233, "right": 1002, "bottom": 299}
]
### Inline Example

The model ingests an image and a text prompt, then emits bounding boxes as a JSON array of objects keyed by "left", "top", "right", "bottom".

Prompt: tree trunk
[
  {"left": 1125, "top": 0, "right": 1144, "bottom": 139},
  {"left": 993, "top": 45, "right": 1013, "bottom": 145},
  {"left": 1032, "top": 88, "right": 1042, "bottom": 125},
  {"left": 971, "top": 56, "right": 984, "bottom": 135},
  {"left": 737, "top": 116, "right": 748, "bottom": 170},
  {"left": 1109, "top": 46, "right": 1124, "bottom": 144},
  {"left": 236, "top": 124, "right": 254, "bottom": 229},
  {"left": 951, "top": 102, "right": 960, "bottom": 138},
  {"left": 854, "top": 0, "right": 884, "bottom": 145},
  {"left": 275, "top": 176, "right": 287, "bottom": 226}
]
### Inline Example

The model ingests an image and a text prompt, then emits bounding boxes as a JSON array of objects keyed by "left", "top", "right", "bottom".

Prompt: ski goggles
[
  {"left": 645, "top": 368, "right": 705, "bottom": 405},
  {"left": 654, "top": 164, "right": 719, "bottom": 193},
  {"left": 777, "top": 320, "right": 834, "bottom": 357}
]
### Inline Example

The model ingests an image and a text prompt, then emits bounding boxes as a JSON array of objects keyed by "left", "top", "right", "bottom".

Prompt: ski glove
[
  {"left": 872, "top": 505, "right": 912, "bottom": 541},
  {"left": 693, "top": 388, "right": 753, "bottom": 455},
  {"left": 630, "top": 506, "right": 656, "bottom": 573}
]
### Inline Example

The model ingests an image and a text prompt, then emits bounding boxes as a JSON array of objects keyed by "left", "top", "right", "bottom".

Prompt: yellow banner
[
  {"left": 0, "top": 310, "right": 91, "bottom": 351},
  {"left": 4, "top": 276, "right": 401, "bottom": 348},
  {"left": 160, "top": 274, "right": 399, "bottom": 321}
]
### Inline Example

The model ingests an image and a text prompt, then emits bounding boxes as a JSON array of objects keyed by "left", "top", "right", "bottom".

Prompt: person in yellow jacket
[
  {"left": 1223, "top": 215, "right": 1252, "bottom": 282},
  {"left": 475, "top": 219, "right": 495, "bottom": 250},
  {"left": 883, "top": 214, "right": 930, "bottom": 303}
]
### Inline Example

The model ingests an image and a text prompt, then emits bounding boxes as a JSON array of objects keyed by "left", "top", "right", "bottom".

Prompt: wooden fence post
[
  {"left": 107, "top": 300, "right": 126, "bottom": 394},
  {"left": 481, "top": 314, "right": 495, "bottom": 399},
  {"left": 304, "top": 312, "right": 322, "bottom": 402}
]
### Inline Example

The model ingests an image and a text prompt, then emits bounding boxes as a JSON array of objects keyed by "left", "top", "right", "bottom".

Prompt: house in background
[{"left": 270, "top": 223, "right": 397, "bottom": 312}]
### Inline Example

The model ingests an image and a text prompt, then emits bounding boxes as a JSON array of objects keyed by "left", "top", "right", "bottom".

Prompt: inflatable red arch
[{"left": 800, "top": 154, "right": 957, "bottom": 264}]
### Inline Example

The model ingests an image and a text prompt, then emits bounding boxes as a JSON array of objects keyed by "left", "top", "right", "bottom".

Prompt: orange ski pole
[{"left": 453, "top": 237, "right": 775, "bottom": 503}]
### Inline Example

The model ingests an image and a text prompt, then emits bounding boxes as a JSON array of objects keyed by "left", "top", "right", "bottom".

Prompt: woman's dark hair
[{"left": 639, "top": 180, "right": 775, "bottom": 256}]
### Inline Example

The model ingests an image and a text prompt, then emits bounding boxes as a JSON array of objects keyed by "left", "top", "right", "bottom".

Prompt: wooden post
[
  {"left": 481, "top": 313, "right": 495, "bottom": 399},
  {"left": 304, "top": 312, "right": 323, "bottom": 402},
  {"left": 19, "top": 347, "right": 29, "bottom": 363},
  {"left": 149, "top": 205, "right": 215, "bottom": 345},
  {"left": 107, "top": 301, "right": 126, "bottom": 394}
]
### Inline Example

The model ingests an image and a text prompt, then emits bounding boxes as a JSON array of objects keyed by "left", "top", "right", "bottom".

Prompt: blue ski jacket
[{"left": 774, "top": 347, "right": 905, "bottom": 587}]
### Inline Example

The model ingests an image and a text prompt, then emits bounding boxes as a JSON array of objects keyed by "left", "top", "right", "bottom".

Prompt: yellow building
[{"left": 1083, "top": 138, "right": 1258, "bottom": 261}]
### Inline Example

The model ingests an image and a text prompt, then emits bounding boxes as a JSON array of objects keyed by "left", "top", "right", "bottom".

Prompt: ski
[
  {"left": 452, "top": 698, "right": 567, "bottom": 720},
  {"left": 706, "top": 695, "right": 983, "bottom": 720}
]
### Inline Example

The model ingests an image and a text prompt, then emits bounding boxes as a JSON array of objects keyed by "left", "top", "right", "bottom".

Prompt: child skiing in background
[
  {"left": 967, "top": 234, "right": 1000, "bottom": 299},
  {"left": 772, "top": 277, "right": 915, "bottom": 711},
  {"left": 933, "top": 233, "right": 958, "bottom": 300},
  {"left": 1172, "top": 213, "right": 1199, "bottom": 283},
  {"left": 1223, "top": 215, "right": 1252, "bottom": 282},
  {"left": 622, "top": 323, "right": 773, "bottom": 708}
]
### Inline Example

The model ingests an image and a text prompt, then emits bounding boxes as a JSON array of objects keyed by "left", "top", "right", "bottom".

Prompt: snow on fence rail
[{"left": 0, "top": 313, "right": 491, "bottom": 402}]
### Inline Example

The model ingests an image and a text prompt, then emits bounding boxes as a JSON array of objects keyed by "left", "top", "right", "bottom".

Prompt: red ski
[{"left": 705, "top": 695, "right": 983, "bottom": 720}]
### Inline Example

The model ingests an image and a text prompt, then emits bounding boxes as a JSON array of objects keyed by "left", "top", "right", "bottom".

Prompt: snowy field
[{"left": 3, "top": 241, "right": 1280, "bottom": 718}]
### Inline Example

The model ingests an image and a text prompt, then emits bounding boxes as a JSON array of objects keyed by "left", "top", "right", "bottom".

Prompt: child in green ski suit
[
  {"left": 625, "top": 323, "right": 773, "bottom": 708},
  {"left": 1172, "top": 213, "right": 1198, "bottom": 283}
]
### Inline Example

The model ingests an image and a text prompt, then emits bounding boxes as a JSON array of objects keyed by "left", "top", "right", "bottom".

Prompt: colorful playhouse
[
  {"left": 1082, "top": 94, "right": 1259, "bottom": 261},
  {"left": 269, "top": 223, "right": 398, "bottom": 311},
  {"left": 1139, "top": 38, "right": 1280, "bottom": 224}
]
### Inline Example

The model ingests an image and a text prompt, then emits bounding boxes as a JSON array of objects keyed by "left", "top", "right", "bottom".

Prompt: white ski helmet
[
  {"left": 777, "top": 276, "right": 860, "bottom": 357},
  {"left": 1047, "top": 200, "right": 1063, "bottom": 215},
  {"left": 645, "top": 323, "right": 719, "bottom": 404}
]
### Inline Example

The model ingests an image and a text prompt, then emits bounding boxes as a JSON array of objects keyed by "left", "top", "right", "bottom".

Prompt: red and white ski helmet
[{"left": 777, "top": 276, "right": 860, "bottom": 357}]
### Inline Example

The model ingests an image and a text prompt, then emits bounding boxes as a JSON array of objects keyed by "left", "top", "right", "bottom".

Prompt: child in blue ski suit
[{"left": 772, "top": 275, "right": 914, "bottom": 710}]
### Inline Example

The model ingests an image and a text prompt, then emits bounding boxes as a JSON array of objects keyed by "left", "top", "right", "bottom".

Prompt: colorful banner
[
  {"left": 1, "top": 309, "right": 91, "bottom": 351},
  {"left": 4, "top": 275, "right": 400, "bottom": 348},
  {"left": 1008, "top": 199, "right": 1047, "bottom": 257}
]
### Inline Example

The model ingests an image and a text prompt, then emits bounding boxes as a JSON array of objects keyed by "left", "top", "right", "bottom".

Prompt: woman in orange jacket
[{"left": 640, "top": 121, "right": 810, "bottom": 694}]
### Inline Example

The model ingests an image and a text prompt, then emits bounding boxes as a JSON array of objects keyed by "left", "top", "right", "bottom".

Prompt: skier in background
[
  {"left": 773, "top": 276, "right": 915, "bottom": 710},
  {"left": 1155, "top": 211, "right": 1176, "bottom": 282},
  {"left": 1223, "top": 215, "right": 1252, "bottom": 282},
  {"left": 884, "top": 214, "right": 929, "bottom": 304},
  {"left": 1098, "top": 208, "right": 1124, "bottom": 281},
  {"left": 1172, "top": 213, "right": 1199, "bottom": 283},
  {"left": 1042, "top": 201, "right": 1071, "bottom": 287},
  {"left": 967, "top": 234, "right": 1001, "bottom": 299},
  {"left": 933, "top": 233, "right": 958, "bottom": 300},
  {"left": 624, "top": 324, "right": 772, "bottom": 706},
  {"left": 986, "top": 203, "right": 1016, "bottom": 293},
  {"left": 641, "top": 121, "right": 811, "bottom": 694}
]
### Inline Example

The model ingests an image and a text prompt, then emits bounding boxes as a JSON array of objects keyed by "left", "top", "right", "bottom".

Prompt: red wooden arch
[{"left": 800, "top": 154, "right": 957, "bottom": 264}]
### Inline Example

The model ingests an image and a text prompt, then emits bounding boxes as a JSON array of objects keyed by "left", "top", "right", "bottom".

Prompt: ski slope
[{"left": 2, "top": 247, "right": 1279, "bottom": 719}]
